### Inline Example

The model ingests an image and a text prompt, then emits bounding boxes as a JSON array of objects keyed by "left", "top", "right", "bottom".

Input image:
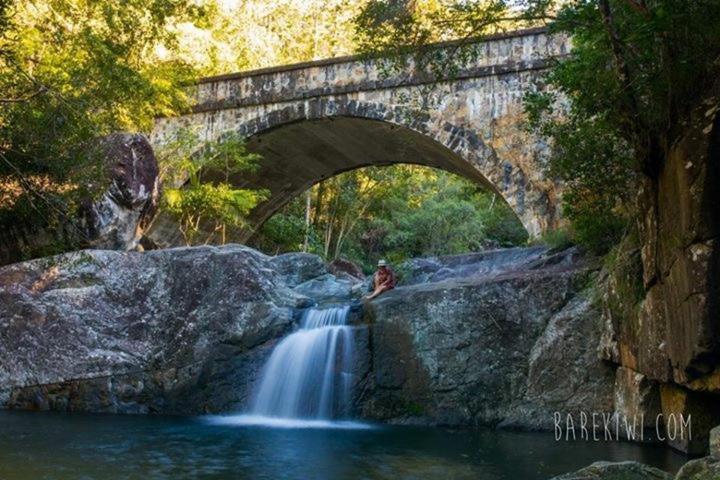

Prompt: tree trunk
[{"left": 303, "top": 190, "right": 312, "bottom": 252}]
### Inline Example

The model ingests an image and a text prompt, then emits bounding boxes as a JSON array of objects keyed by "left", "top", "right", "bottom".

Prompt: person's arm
[
  {"left": 371, "top": 272, "right": 379, "bottom": 289},
  {"left": 382, "top": 270, "right": 396, "bottom": 288}
]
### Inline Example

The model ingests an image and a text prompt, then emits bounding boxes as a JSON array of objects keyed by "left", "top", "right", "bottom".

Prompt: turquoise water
[{"left": 0, "top": 410, "right": 686, "bottom": 480}]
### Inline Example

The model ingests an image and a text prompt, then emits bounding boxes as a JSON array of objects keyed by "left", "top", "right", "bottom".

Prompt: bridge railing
[{"left": 183, "top": 28, "right": 569, "bottom": 114}]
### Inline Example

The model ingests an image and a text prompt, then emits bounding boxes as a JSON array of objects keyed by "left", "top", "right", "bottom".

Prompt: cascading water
[
  {"left": 251, "top": 306, "right": 355, "bottom": 419},
  {"left": 208, "top": 305, "right": 368, "bottom": 429}
]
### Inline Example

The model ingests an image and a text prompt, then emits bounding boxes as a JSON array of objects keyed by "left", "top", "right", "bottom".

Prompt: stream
[
  {"left": 0, "top": 410, "right": 686, "bottom": 480},
  {"left": 0, "top": 304, "right": 688, "bottom": 479}
]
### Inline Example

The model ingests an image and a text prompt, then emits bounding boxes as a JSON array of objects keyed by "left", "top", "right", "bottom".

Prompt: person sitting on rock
[{"left": 364, "top": 259, "right": 396, "bottom": 300}]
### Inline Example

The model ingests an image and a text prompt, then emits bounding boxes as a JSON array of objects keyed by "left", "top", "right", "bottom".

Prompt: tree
[
  {"left": 252, "top": 165, "right": 527, "bottom": 271},
  {"left": 158, "top": 130, "right": 267, "bottom": 245},
  {"left": 354, "top": 0, "right": 720, "bottom": 254},
  {"left": 0, "top": 0, "right": 207, "bottom": 255}
]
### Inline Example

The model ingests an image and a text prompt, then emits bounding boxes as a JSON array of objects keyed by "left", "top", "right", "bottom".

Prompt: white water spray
[{"left": 207, "top": 306, "right": 367, "bottom": 429}]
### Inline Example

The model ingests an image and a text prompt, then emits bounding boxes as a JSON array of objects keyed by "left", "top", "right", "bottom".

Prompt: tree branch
[{"left": 0, "top": 86, "right": 47, "bottom": 103}]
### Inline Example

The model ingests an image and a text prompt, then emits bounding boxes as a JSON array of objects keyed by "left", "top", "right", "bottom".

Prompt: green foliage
[
  {"left": 355, "top": 0, "right": 720, "bottom": 255},
  {"left": 355, "top": 0, "right": 553, "bottom": 77},
  {"left": 158, "top": 131, "right": 267, "bottom": 245},
  {"left": 251, "top": 165, "right": 527, "bottom": 271},
  {"left": 538, "top": 228, "right": 573, "bottom": 251},
  {"left": 525, "top": 94, "right": 635, "bottom": 253},
  {"left": 0, "top": 0, "right": 207, "bottom": 248}
]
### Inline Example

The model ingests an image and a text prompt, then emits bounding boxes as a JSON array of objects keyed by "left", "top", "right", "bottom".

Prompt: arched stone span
[
  {"left": 216, "top": 103, "right": 538, "bottom": 231},
  {"left": 149, "top": 28, "right": 569, "bottom": 244}
]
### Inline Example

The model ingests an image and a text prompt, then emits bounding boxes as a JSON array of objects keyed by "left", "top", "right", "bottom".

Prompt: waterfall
[
  {"left": 207, "top": 306, "right": 367, "bottom": 428},
  {"left": 250, "top": 306, "right": 355, "bottom": 419}
]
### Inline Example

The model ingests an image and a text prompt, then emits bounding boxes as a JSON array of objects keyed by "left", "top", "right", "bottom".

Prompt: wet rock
[
  {"left": 361, "top": 247, "right": 607, "bottom": 428},
  {"left": 0, "top": 245, "right": 331, "bottom": 414},
  {"left": 550, "top": 461, "right": 672, "bottom": 480}
]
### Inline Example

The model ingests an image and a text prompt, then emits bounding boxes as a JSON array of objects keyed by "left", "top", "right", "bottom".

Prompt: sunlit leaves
[
  {"left": 0, "top": 0, "right": 206, "bottom": 245},
  {"left": 157, "top": 130, "right": 268, "bottom": 245},
  {"left": 253, "top": 165, "right": 527, "bottom": 270}
]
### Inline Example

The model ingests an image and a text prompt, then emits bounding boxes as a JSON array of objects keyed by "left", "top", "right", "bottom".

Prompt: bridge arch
[
  {"left": 231, "top": 99, "right": 541, "bottom": 230},
  {"left": 148, "top": 28, "right": 569, "bottom": 246}
]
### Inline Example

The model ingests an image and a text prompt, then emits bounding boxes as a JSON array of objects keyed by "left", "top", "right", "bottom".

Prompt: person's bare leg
[
  {"left": 365, "top": 285, "right": 391, "bottom": 300},
  {"left": 364, "top": 285, "right": 384, "bottom": 300}
]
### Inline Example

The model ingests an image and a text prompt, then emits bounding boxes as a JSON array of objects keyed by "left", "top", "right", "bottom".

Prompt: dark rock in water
[
  {"left": 360, "top": 247, "right": 612, "bottom": 427},
  {"left": 711, "top": 425, "right": 720, "bottom": 460},
  {"left": 550, "top": 461, "right": 672, "bottom": 480},
  {"left": 674, "top": 457, "right": 720, "bottom": 480},
  {"left": 562, "top": 427, "right": 720, "bottom": 480},
  {"left": 675, "top": 457, "right": 720, "bottom": 480},
  {"left": 80, "top": 133, "right": 160, "bottom": 251}
]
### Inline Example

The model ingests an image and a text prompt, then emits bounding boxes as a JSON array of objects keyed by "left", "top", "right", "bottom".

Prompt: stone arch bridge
[{"left": 148, "top": 28, "right": 570, "bottom": 245}]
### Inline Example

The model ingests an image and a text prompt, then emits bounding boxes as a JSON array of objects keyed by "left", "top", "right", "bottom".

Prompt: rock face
[
  {"left": 0, "top": 245, "right": 352, "bottom": 413},
  {"left": 550, "top": 461, "right": 673, "bottom": 480},
  {"left": 599, "top": 83, "right": 720, "bottom": 454},
  {"left": 360, "top": 247, "right": 614, "bottom": 427},
  {"left": 0, "top": 243, "right": 613, "bottom": 428},
  {"left": 80, "top": 133, "right": 160, "bottom": 251}
]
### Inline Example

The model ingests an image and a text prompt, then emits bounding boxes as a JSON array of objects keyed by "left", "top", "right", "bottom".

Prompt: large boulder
[
  {"left": 360, "top": 247, "right": 612, "bottom": 428},
  {"left": 0, "top": 245, "right": 321, "bottom": 413},
  {"left": 79, "top": 133, "right": 160, "bottom": 251},
  {"left": 0, "top": 133, "right": 161, "bottom": 266},
  {"left": 501, "top": 295, "right": 615, "bottom": 429}
]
